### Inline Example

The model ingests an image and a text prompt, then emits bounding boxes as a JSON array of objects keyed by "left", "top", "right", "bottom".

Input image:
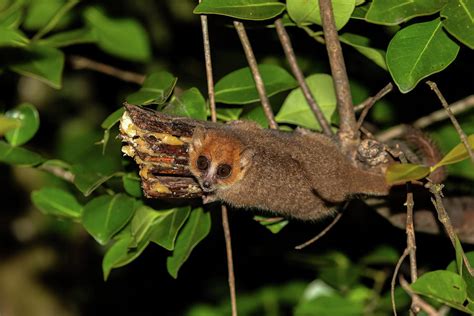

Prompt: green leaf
[
  {"left": 411, "top": 270, "right": 470, "bottom": 312},
  {"left": 215, "top": 64, "right": 297, "bottom": 104},
  {"left": 0, "top": 27, "right": 28, "bottom": 47},
  {"left": 102, "top": 234, "right": 133, "bottom": 280},
  {"left": 0, "top": 0, "right": 24, "bottom": 28},
  {"left": 0, "top": 140, "right": 44, "bottom": 166},
  {"left": 166, "top": 208, "right": 211, "bottom": 278},
  {"left": 71, "top": 164, "right": 122, "bottom": 197},
  {"left": 193, "top": 0, "right": 285, "bottom": 21},
  {"left": 126, "top": 71, "right": 177, "bottom": 105},
  {"left": 287, "top": 0, "right": 355, "bottom": 30},
  {"left": 38, "top": 28, "right": 96, "bottom": 48},
  {"left": 10, "top": 44, "right": 65, "bottom": 89},
  {"left": 130, "top": 205, "right": 163, "bottom": 245},
  {"left": 5, "top": 103, "right": 40, "bottom": 146},
  {"left": 385, "top": 163, "right": 430, "bottom": 184},
  {"left": 23, "top": 0, "right": 70, "bottom": 31},
  {"left": 295, "top": 294, "right": 364, "bottom": 316},
  {"left": 351, "top": 3, "right": 369, "bottom": 19},
  {"left": 365, "top": 0, "right": 448, "bottom": 25},
  {"left": 163, "top": 88, "right": 207, "bottom": 120},
  {"left": 240, "top": 104, "right": 269, "bottom": 127},
  {"left": 254, "top": 216, "right": 289, "bottom": 234},
  {"left": 447, "top": 248, "right": 474, "bottom": 303},
  {"left": 101, "top": 108, "right": 125, "bottom": 130},
  {"left": 102, "top": 232, "right": 150, "bottom": 281},
  {"left": 84, "top": 7, "right": 151, "bottom": 62},
  {"left": 387, "top": 19, "right": 460, "bottom": 93},
  {"left": 339, "top": 33, "right": 387, "bottom": 70},
  {"left": 31, "top": 187, "right": 82, "bottom": 219},
  {"left": 122, "top": 173, "right": 142, "bottom": 198},
  {"left": 361, "top": 245, "right": 399, "bottom": 265},
  {"left": 0, "top": 115, "right": 20, "bottom": 135},
  {"left": 82, "top": 194, "right": 136, "bottom": 245},
  {"left": 441, "top": 0, "right": 474, "bottom": 49},
  {"left": 216, "top": 107, "right": 243, "bottom": 121},
  {"left": 434, "top": 135, "right": 474, "bottom": 169},
  {"left": 276, "top": 73, "right": 336, "bottom": 130},
  {"left": 31, "top": 0, "right": 79, "bottom": 40},
  {"left": 99, "top": 108, "right": 125, "bottom": 153},
  {"left": 151, "top": 206, "right": 191, "bottom": 250}
]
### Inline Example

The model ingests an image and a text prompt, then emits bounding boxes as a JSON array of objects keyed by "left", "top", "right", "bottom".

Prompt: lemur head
[{"left": 189, "top": 126, "right": 253, "bottom": 193}]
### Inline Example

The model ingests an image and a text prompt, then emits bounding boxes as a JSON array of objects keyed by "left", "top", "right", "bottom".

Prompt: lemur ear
[
  {"left": 240, "top": 147, "right": 255, "bottom": 169},
  {"left": 192, "top": 126, "right": 207, "bottom": 148}
]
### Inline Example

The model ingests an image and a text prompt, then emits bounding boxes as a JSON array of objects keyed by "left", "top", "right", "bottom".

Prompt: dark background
[{"left": 1, "top": 1, "right": 473, "bottom": 315}]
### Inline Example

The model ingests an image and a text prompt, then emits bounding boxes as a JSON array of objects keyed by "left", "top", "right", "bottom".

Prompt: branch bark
[
  {"left": 318, "top": 0, "right": 358, "bottom": 145},
  {"left": 233, "top": 21, "right": 278, "bottom": 129},
  {"left": 201, "top": 12, "right": 238, "bottom": 316},
  {"left": 69, "top": 55, "right": 145, "bottom": 84},
  {"left": 274, "top": 18, "right": 333, "bottom": 136}
]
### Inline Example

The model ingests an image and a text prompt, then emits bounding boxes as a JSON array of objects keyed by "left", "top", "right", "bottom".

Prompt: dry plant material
[{"left": 120, "top": 103, "right": 205, "bottom": 199}]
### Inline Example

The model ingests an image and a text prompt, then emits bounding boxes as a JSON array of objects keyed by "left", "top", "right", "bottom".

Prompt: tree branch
[
  {"left": 318, "top": 0, "right": 358, "bottom": 145},
  {"left": 201, "top": 12, "right": 238, "bottom": 316},
  {"left": 427, "top": 182, "right": 474, "bottom": 275},
  {"left": 274, "top": 18, "right": 333, "bottom": 136},
  {"left": 356, "top": 82, "right": 393, "bottom": 129},
  {"left": 233, "top": 21, "right": 278, "bottom": 129},
  {"left": 377, "top": 95, "right": 474, "bottom": 142},
  {"left": 405, "top": 184, "right": 418, "bottom": 283},
  {"left": 69, "top": 55, "right": 146, "bottom": 85},
  {"left": 426, "top": 81, "right": 474, "bottom": 164}
]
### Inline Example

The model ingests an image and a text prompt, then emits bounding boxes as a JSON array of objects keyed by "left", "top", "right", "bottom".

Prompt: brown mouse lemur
[{"left": 188, "top": 121, "right": 390, "bottom": 221}]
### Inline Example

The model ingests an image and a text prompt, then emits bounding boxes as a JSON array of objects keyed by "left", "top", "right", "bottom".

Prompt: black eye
[
  {"left": 216, "top": 164, "right": 232, "bottom": 178},
  {"left": 196, "top": 155, "right": 209, "bottom": 171}
]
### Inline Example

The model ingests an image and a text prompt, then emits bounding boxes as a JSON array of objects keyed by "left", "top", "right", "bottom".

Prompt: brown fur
[{"left": 189, "top": 122, "right": 389, "bottom": 221}]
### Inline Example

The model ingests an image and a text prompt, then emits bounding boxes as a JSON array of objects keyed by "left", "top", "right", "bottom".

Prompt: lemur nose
[{"left": 203, "top": 181, "right": 211, "bottom": 189}]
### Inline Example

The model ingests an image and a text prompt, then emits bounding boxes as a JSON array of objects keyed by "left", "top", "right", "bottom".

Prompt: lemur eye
[
  {"left": 196, "top": 155, "right": 209, "bottom": 171},
  {"left": 216, "top": 164, "right": 232, "bottom": 178}
]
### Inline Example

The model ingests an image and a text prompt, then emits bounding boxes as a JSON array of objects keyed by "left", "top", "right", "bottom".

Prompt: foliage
[{"left": 0, "top": 0, "right": 473, "bottom": 314}]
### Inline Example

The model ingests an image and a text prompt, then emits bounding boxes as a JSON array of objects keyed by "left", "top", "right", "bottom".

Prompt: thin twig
[
  {"left": 38, "top": 164, "right": 75, "bottom": 183},
  {"left": 294, "top": 212, "right": 343, "bottom": 249},
  {"left": 221, "top": 205, "right": 238, "bottom": 316},
  {"left": 233, "top": 21, "right": 278, "bottom": 129},
  {"left": 426, "top": 81, "right": 474, "bottom": 164},
  {"left": 201, "top": 14, "right": 217, "bottom": 123},
  {"left": 400, "top": 276, "right": 441, "bottom": 316},
  {"left": 376, "top": 95, "right": 474, "bottom": 142},
  {"left": 391, "top": 248, "right": 409, "bottom": 316},
  {"left": 427, "top": 182, "right": 474, "bottom": 276},
  {"left": 200, "top": 12, "right": 238, "bottom": 316},
  {"left": 355, "top": 83, "right": 393, "bottom": 128},
  {"left": 318, "top": 0, "right": 358, "bottom": 144},
  {"left": 405, "top": 184, "right": 418, "bottom": 283},
  {"left": 274, "top": 19, "right": 333, "bottom": 136},
  {"left": 69, "top": 55, "right": 146, "bottom": 85}
]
